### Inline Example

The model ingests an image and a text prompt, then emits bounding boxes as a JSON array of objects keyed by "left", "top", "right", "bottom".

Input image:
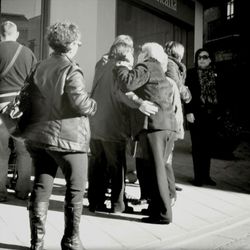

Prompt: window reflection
[{"left": 0, "top": 0, "right": 42, "bottom": 59}]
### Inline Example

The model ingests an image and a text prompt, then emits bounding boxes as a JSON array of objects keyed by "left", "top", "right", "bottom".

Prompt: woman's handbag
[{"left": 0, "top": 71, "right": 35, "bottom": 141}]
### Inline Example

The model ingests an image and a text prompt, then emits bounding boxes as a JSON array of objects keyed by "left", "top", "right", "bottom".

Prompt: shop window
[{"left": 0, "top": 0, "right": 47, "bottom": 60}]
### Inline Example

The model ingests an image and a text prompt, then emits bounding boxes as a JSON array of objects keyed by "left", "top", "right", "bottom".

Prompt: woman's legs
[
  {"left": 103, "top": 141, "right": 126, "bottom": 213},
  {"left": 14, "top": 139, "right": 32, "bottom": 199},
  {"left": 88, "top": 139, "right": 108, "bottom": 212},
  {"left": 27, "top": 146, "right": 58, "bottom": 250},
  {"left": 0, "top": 122, "right": 10, "bottom": 201},
  {"left": 48, "top": 151, "right": 87, "bottom": 250}
]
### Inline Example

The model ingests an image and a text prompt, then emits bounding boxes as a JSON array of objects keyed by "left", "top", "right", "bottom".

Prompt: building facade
[{"left": 0, "top": 0, "right": 204, "bottom": 91}]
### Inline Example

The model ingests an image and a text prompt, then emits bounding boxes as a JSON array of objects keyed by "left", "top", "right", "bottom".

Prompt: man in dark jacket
[
  {"left": 0, "top": 21, "right": 37, "bottom": 201},
  {"left": 115, "top": 42, "right": 177, "bottom": 224},
  {"left": 88, "top": 35, "right": 158, "bottom": 213}
]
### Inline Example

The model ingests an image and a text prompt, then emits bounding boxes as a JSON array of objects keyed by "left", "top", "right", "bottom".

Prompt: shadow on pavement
[
  {"left": 173, "top": 133, "right": 250, "bottom": 195},
  {"left": 0, "top": 243, "right": 29, "bottom": 249}
]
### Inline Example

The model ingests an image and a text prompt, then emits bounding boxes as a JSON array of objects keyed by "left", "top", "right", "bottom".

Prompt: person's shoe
[
  {"left": 15, "top": 191, "right": 30, "bottom": 200},
  {"left": 141, "top": 216, "right": 170, "bottom": 225},
  {"left": 204, "top": 178, "right": 216, "bottom": 186},
  {"left": 175, "top": 186, "right": 182, "bottom": 191}
]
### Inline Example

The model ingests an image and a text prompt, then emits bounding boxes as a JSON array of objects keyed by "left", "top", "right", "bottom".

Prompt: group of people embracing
[{"left": 0, "top": 19, "right": 220, "bottom": 250}]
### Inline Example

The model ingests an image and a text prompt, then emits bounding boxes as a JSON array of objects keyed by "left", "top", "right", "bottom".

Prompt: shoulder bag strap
[{"left": 0, "top": 44, "right": 23, "bottom": 79}]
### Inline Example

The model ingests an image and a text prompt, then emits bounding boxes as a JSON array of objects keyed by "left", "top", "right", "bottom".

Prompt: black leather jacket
[{"left": 24, "top": 53, "right": 97, "bottom": 152}]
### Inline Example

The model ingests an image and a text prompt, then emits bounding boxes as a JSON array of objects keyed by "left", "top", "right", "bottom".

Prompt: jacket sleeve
[
  {"left": 184, "top": 68, "right": 196, "bottom": 114},
  {"left": 114, "top": 64, "right": 150, "bottom": 93},
  {"left": 65, "top": 66, "right": 97, "bottom": 117}
]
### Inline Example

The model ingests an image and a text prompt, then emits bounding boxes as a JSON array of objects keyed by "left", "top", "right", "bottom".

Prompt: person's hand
[
  {"left": 125, "top": 51, "right": 134, "bottom": 67},
  {"left": 186, "top": 113, "right": 195, "bottom": 123},
  {"left": 171, "top": 197, "right": 177, "bottom": 207},
  {"left": 139, "top": 100, "right": 159, "bottom": 116}
]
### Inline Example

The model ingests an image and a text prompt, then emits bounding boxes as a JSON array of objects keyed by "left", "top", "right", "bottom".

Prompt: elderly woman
[
  {"left": 24, "top": 22, "right": 96, "bottom": 249},
  {"left": 115, "top": 42, "right": 177, "bottom": 224}
]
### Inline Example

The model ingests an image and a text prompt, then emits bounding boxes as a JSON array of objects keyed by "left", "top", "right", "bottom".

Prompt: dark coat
[
  {"left": 115, "top": 58, "right": 177, "bottom": 137},
  {"left": 90, "top": 56, "right": 138, "bottom": 142},
  {"left": 24, "top": 54, "right": 97, "bottom": 152},
  {"left": 184, "top": 66, "right": 222, "bottom": 118},
  {"left": 0, "top": 41, "right": 37, "bottom": 102}
]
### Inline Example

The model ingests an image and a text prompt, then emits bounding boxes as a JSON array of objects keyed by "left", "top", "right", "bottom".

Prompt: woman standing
[
  {"left": 164, "top": 41, "right": 192, "bottom": 192},
  {"left": 185, "top": 48, "right": 220, "bottom": 187},
  {"left": 24, "top": 22, "right": 96, "bottom": 249},
  {"left": 115, "top": 43, "right": 177, "bottom": 224}
]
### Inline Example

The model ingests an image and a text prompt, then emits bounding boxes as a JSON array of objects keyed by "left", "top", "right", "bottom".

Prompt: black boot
[
  {"left": 28, "top": 201, "right": 49, "bottom": 250},
  {"left": 61, "top": 202, "right": 84, "bottom": 250}
]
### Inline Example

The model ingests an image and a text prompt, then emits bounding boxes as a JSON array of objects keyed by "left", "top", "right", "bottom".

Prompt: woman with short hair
[
  {"left": 24, "top": 21, "right": 96, "bottom": 249},
  {"left": 115, "top": 42, "right": 177, "bottom": 224}
]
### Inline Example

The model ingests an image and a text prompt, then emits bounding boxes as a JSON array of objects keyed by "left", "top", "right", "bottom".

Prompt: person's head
[
  {"left": 164, "top": 41, "right": 184, "bottom": 62},
  {"left": 0, "top": 21, "right": 19, "bottom": 41},
  {"left": 47, "top": 21, "right": 82, "bottom": 58},
  {"left": 137, "top": 42, "right": 168, "bottom": 72},
  {"left": 195, "top": 48, "right": 213, "bottom": 69},
  {"left": 108, "top": 35, "right": 134, "bottom": 61}
]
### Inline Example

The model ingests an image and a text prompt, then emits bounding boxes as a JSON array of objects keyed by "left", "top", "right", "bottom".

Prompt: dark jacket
[
  {"left": 184, "top": 67, "right": 219, "bottom": 116},
  {"left": 0, "top": 41, "right": 37, "bottom": 101},
  {"left": 115, "top": 58, "right": 177, "bottom": 137},
  {"left": 90, "top": 56, "right": 138, "bottom": 142},
  {"left": 24, "top": 54, "right": 97, "bottom": 152}
]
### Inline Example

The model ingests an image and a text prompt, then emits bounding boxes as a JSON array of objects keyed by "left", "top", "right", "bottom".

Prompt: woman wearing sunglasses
[{"left": 185, "top": 48, "right": 221, "bottom": 187}]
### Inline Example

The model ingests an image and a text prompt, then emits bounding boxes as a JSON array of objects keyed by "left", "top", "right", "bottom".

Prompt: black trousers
[
  {"left": 139, "top": 130, "right": 175, "bottom": 222},
  {"left": 188, "top": 111, "right": 217, "bottom": 183},
  {"left": 27, "top": 145, "right": 88, "bottom": 204},
  {"left": 88, "top": 139, "right": 126, "bottom": 211}
]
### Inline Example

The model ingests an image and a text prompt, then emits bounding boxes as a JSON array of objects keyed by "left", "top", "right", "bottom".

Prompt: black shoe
[
  {"left": 141, "top": 216, "right": 170, "bottom": 225},
  {"left": 204, "top": 178, "right": 216, "bottom": 186},
  {"left": 175, "top": 186, "right": 182, "bottom": 191}
]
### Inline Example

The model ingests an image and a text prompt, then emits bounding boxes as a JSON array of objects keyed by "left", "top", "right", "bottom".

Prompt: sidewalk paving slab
[{"left": 0, "top": 131, "right": 250, "bottom": 250}]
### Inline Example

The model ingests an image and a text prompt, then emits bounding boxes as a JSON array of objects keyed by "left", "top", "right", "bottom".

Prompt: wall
[
  {"left": 96, "top": 0, "right": 116, "bottom": 60},
  {"left": 194, "top": 1, "right": 203, "bottom": 58},
  {"left": 49, "top": 0, "right": 116, "bottom": 91}
]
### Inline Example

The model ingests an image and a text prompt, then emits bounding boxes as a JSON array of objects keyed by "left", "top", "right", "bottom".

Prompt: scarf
[{"left": 198, "top": 66, "right": 218, "bottom": 107}]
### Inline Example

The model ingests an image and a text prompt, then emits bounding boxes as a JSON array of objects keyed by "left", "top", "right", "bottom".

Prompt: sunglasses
[{"left": 198, "top": 55, "right": 209, "bottom": 60}]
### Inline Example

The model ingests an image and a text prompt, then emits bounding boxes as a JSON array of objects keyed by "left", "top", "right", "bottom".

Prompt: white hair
[{"left": 138, "top": 42, "right": 168, "bottom": 72}]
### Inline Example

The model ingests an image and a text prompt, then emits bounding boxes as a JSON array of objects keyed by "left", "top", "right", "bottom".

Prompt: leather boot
[
  {"left": 61, "top": 202, "right": 84, "bottom": 250},
  {"left": 28, "top": 201, "right": 49, "bottom": 250}
]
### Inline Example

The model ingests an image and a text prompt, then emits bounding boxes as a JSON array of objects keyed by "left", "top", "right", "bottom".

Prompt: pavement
[{"left": 0, "top": 131, "right": 250, "bottom": 250}]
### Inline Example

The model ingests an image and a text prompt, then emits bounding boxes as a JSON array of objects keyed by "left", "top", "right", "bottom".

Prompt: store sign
[
  {"left": 155, "top": 0, "right": 177, "bottom": 11},
  {"left": 138, "top": 0, "right": 194, "bottom": 26}
]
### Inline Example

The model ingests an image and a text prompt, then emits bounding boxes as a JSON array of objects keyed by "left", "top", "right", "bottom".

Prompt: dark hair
[
  {"left": 194, "top": 48, "right": 215, "bottom": 68},
  {"left": 47, "top": 21, "right": 81, "bottom": 53},
  {"left": 108, "top": 35, "right": 134, "bottom": 61}
]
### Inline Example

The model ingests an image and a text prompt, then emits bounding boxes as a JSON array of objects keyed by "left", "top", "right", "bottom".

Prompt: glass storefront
[
  {"left": 116, "top": 0, "right": 194, "bottom": 68},
  {"left": 0, "top": 0, "right": 44, "bottom": 60}
]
